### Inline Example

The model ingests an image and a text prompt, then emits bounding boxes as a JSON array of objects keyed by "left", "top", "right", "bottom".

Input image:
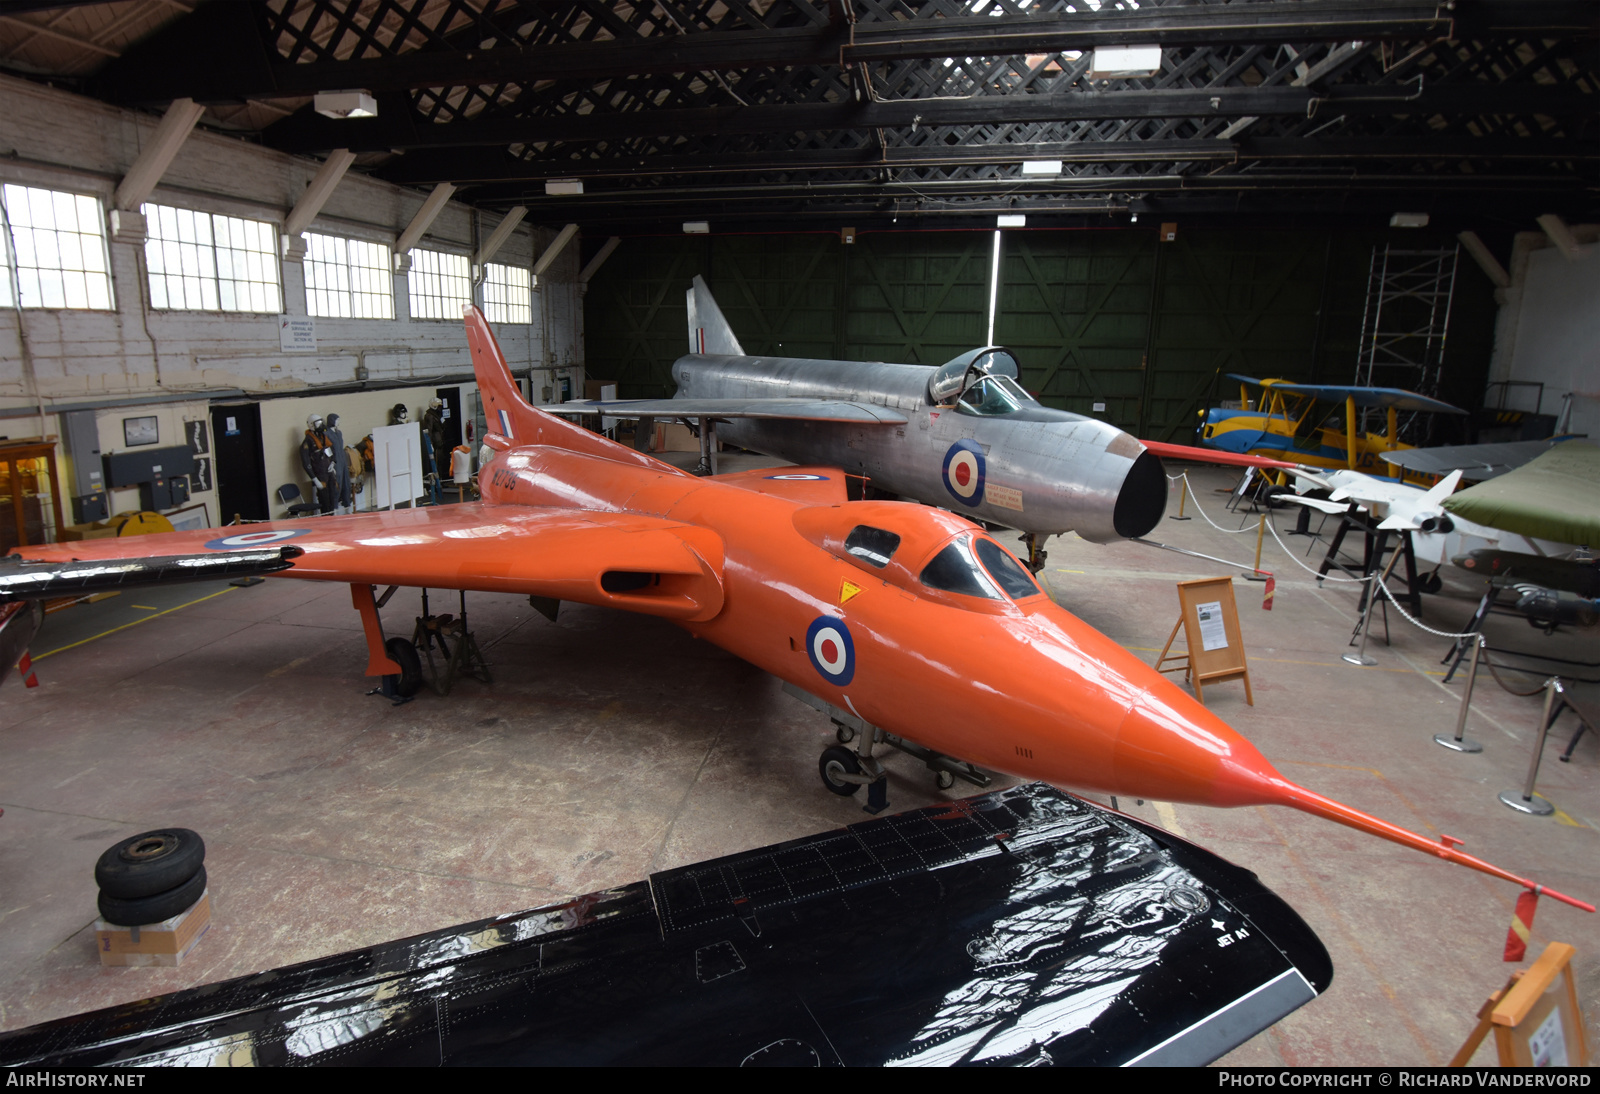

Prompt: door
[
  {"left": 210, "top": 403, "right": 268, "bottom": 523},
  {"left": 434, "top": 386, "right": 463, "bottom": 450}
]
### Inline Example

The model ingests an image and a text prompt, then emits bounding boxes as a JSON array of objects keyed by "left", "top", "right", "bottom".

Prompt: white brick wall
[{"left": 0, "top": 75, "right": 586, "bottom": 535}]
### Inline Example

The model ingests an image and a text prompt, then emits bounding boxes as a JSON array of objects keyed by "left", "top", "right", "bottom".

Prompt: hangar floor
[{"left": 1, "top": 459, "right": 1595, "bottom": 1066}]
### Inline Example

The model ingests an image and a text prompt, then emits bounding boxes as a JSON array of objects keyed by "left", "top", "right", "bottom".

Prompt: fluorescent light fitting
[
  {"left": 313, "top": 90, "right": 378, "bottom": 119},
  {"left": 1021, "top": 160, "right": 1063, "bottom": 177},
  {"left": 1390, "top": 212, "right": 1430, "bottom": 228},
  {"left": 683, "top": 221, "right": 710, "bottom": 235},
  {"left": 1088, "top": 45, "right": 1162, "bottom": 79},
  {"left": 997, "top": 214, "right": 1026, "bottom": 228},
  {"left": 545, "top": 178, "right": 583, "bottom": 196}
]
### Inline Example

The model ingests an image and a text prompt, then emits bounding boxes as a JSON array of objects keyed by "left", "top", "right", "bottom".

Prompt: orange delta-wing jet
[{"left": 3, "top": 308, "right": 1592, "bottom": 918}]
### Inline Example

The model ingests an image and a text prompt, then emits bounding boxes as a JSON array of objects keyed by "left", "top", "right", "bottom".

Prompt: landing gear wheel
[
  {"left": 1421, "top": 573, "right": 1443, "bottom": 595},
  {"left": 834, "top": 723, "right": 856, "bottom": 744},
  {"left": 94, "top": 829, "right": 206, "bottom": 900},
  {"left": 819, "top": 746, "right": 862, "bottom": 796},
  {"left": 935, "top": 769, "right": 956, "bottom": 790},
  {"left": 385, "top": 637, "right": 423, "bottom": 698},
  {"left": 96, "top": 866, "right": 208, "bottom": 927}
]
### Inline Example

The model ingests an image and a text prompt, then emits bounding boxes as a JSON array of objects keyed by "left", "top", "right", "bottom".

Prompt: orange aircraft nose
[{"left": 1109, "top": 658, "right": 1594, "bottom": 912}]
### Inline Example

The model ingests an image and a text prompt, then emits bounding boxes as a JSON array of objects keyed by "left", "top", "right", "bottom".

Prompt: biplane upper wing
[
  {"left": 6, "top": 504, "right": 726, "bottom": 623},
  {"left": 1225, "top": 375, "right": 1465, "bottom": 415}
]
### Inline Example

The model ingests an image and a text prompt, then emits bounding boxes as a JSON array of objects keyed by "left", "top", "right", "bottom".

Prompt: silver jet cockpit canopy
[{"left": 927, "top": 347, "right": 1022, "bottom": 406}]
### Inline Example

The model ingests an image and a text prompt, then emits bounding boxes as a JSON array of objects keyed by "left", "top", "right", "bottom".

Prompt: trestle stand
[
  {"left": 1499, "top": 678, "right": 1563, "bottom": 816},
  {"left": 412, "top": 588, "right": 493, "bottom": 696},
  {"left": 1435, "top": 635, "right": 1485, "bottom": 753}
]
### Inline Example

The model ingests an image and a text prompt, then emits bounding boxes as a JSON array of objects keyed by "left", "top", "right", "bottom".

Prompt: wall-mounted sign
[
  {"left": 186, "top": 420, "right": 209, "bottom": 456},
  {"left": 280, "top": 316, "right": 316, "bottom": 352}
]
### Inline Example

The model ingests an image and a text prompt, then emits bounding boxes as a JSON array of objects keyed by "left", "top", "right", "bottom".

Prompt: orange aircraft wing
[{"left": 12, "top": 504, "right": 726, "bottom": 623}]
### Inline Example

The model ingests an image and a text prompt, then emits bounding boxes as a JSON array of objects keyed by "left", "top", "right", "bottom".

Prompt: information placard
[{"left": 1155, "top": 577, "right": 1253, "bottom": 706}]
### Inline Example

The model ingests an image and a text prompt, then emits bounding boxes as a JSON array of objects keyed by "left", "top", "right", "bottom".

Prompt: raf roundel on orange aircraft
[{"left": 2, "top": 307, "right": 1592, "bottom": 921}]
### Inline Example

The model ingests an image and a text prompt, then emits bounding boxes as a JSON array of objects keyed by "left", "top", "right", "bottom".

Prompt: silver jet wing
[
  {"left": 1379, "top": 438, "right": 1570, "bottom": 482},
  {"left": 544, "top": 398, "right": 907, "bottom": 425}
]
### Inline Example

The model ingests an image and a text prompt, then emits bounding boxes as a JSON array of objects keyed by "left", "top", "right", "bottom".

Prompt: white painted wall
[
  {"left": 0, "top": 75, "right": 585, "bottom": 536},
  {"left": 1485, "top": 226, "right": 1600, "bottom": 438}
]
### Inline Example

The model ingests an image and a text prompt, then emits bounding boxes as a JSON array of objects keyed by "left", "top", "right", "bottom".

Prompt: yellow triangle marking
[{"left": 840, "top": 580, "right": 862, "bottom": 605}]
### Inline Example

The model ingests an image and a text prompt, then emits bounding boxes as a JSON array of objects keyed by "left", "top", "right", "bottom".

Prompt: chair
[{"left": 276, "top": 483, "right": 322, "bottom": 518}]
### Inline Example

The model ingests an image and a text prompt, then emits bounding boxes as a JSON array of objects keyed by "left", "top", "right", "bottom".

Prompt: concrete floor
[{"left": 1, "top": 458, "right": 1596, "bottom": 1066}]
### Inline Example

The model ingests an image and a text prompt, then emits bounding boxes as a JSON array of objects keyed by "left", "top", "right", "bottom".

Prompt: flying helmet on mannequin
[{"left": 306, "top": 413, "right": 324, "bottom": 432}]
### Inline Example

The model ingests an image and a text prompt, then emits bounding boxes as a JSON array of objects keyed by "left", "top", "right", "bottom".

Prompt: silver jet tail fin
[{"left": 687, "top": 275, "right": 744, "bottom": 356}]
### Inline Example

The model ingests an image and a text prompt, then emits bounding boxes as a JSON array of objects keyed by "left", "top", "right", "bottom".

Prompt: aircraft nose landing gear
[{"left": 1023, "top": 533, "right": 1049, "bottom": 574}]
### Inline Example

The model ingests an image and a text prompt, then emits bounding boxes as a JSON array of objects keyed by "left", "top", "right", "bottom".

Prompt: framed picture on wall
[
  {"left": 190, "top": 458, "right": 213, "bottom": 493},
  {"left": 186, "top": 420, "right": 209, "bottom": 455},
  {"left": 123, "top": 416, "right": 159, "bottom": 447},
  {"left": 167, "top": 502, "right": 210, "bottom": 532}
]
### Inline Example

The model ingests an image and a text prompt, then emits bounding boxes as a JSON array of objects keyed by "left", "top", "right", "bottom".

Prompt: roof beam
[
  {"left": 531, "top": 222, "right": 578, "bottom": 281},
  {"left": 113, "top": 96, "right": 205, "bottom": 212},
  {"left": 381, "top": 135, "right": 1596, "bottom": 187},
  {"left": 579, "top": 237, "right": 621, "bottom": 285},
  {"left": 393, "top": 182, "right": 456, "bottom": 271},
  {"left": 272, "top": 83, "right": 1595, "bottom": 155},
  {"left": 1536, "top": 213, "right": 1585, "bottom": 259},
  {"left": 1457, "top": 231, "right": 1512, "bottom": 287},
  {"left": 82, "top": 1, "right": 1486, "bottom": 105},
  {"left": 474, "top": 205, "right": 526, "bottom": 269},
  {"left": 282, "top": 149, "right": 356, "bottom": 258}
]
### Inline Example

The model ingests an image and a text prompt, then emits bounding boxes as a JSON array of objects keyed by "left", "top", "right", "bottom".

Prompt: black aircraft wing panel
[
  {"left": 0, "top": 785, "right": 1329, "bottom": 1067},
  {"left": 544, "top": 398, "right": 907, "bottom": 424}
]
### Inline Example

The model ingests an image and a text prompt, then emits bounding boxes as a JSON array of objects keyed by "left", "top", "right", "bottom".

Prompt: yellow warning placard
[{"left": 840, "top": 580, "right": 862, "bottom": 604}]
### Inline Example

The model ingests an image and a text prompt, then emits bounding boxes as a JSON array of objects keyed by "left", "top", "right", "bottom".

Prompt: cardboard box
[
  {"left": 655, "top": 423, "right": 700, "bottom": 452},
  {"left": 95, "top": 889, "right": 211, "bottom": 967},
  {"left": 584, "top": 379, "right": 617, "bottom": 402}
]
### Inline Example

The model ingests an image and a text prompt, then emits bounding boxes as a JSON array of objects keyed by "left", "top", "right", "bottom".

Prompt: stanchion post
[
  {"left": 1170, "top": 475, "right": 1191, "bottom": 521},
  {"left": 1343, "top": 574, "right": 1379, "bottom": 666},
  {"left": 1435, "top": 635, "right": 1485, "bottom": 753},
  {"left": 1499, "top": 677, "right": 1561, "bottom": 816}
]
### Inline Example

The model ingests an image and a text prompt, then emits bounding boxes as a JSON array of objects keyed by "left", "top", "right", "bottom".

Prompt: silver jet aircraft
[{"left": 555, "top": 277, "right": 1167, "bottom": 569}]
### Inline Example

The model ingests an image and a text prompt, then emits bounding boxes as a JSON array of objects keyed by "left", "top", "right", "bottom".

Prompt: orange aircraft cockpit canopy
[{"left": 792, "top": 501, "right": 1041, "bottom": 612}]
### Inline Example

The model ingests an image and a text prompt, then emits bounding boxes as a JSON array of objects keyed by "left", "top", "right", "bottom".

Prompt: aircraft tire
[
  {"left": 819, "top": 746, "right": 862, "bottom": 796},
  {"left": 94, "top": 828, "right": 206, "bottom": 900},
  {"left": 97, "top": 866, "right": 207, "bottom": 927},
  {"left": 1421, "top": 574, "right": 1443, "bottom": 595},
  {"left": 386, "top": 638, "right": 424, "bottom": 698}
]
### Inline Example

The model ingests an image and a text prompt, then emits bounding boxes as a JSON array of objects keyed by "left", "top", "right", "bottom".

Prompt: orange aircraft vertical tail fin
[{"left": 463, "top": 306, "right": 683, "bottom": 473}]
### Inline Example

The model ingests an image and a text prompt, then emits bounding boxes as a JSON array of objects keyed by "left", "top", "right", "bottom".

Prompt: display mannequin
[
  {"left": 325, "top": 412, "right": 352, "bottom": 514},
  {"left": 298, "top": 414, "right": 336, "bottom": 515}
]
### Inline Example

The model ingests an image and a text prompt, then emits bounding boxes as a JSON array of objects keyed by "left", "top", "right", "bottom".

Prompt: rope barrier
[{"left": 1163, "top": 470, "right": 1547, "bottom": 694}]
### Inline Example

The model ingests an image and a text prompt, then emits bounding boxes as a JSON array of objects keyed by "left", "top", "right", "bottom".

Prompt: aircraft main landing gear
[
  {"left": 785, "top": 682, "right": 992, "bottom": 814},
  {"left": 1022, "top": 533, "right": 1049, "bottom": 574}
]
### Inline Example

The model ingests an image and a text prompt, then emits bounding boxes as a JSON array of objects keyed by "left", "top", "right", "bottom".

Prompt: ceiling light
[
  {"left": 546, "top": 178, "right": 583, "bottom": 196},
  {"left": 1021, "top": 160, "right": 1063, "bottom": 177},
  {"left": 1088, "top": 45, "right": 1162, "bottom": 79},
  {"left": 683, "top": 221, "right": 710, "bottom": 234},
  {"left": 1390, "top": 212, "right": 1429, "bottom": 228},
  {"left": 997, "top": 214, "right": 1026, "bottom": 228},
  {"left": 313, "top": 90, "right": 377, "bottom": 119}
]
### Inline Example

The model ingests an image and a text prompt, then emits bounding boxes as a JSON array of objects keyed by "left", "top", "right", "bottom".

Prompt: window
[
  {"left": 305, "top": 232, "right": 393, "bottom": 319},
  {"left": 483, "top": 261, "right": 531, "bottom": 324},
  {"left": 408, "top": 247, "right": 471, "bottom": 320},
  {"left": 844, "top": 525, "right": 900, "bottom": 569},
  {"left": 142, "top": 203, "right": 281, "bottom": 313},
  {"left": 0, "top": 184, "right": 114, "bottom": 310},
  {"left": 974, "top": 537, "right": 1041, "bottom": 599},
  {"left": 919, "top": 537, "right": 1003, "bottom": 601}
]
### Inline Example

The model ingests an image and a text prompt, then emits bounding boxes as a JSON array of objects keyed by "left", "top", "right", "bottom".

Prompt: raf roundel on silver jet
[{"left": 550, "top": 276, "right": 1168, "bottom": 570}]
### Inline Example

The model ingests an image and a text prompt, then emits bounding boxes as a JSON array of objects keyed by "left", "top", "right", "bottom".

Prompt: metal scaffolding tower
[{"left": 1353, "top": 244, "right": 1460, "bottom": 440}]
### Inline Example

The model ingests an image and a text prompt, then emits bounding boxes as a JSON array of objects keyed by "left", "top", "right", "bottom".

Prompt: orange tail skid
[
  {"left": 1279, "top": 782, "right": 1595, "bottom": 913},
  {"left": 462, "top": 306, "right": 683, "bottom": 475}
]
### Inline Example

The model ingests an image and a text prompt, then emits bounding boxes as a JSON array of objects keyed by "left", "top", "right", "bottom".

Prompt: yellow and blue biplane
[{"left": 1199, "top": 374, "right": 1465, "bottom": 477}]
